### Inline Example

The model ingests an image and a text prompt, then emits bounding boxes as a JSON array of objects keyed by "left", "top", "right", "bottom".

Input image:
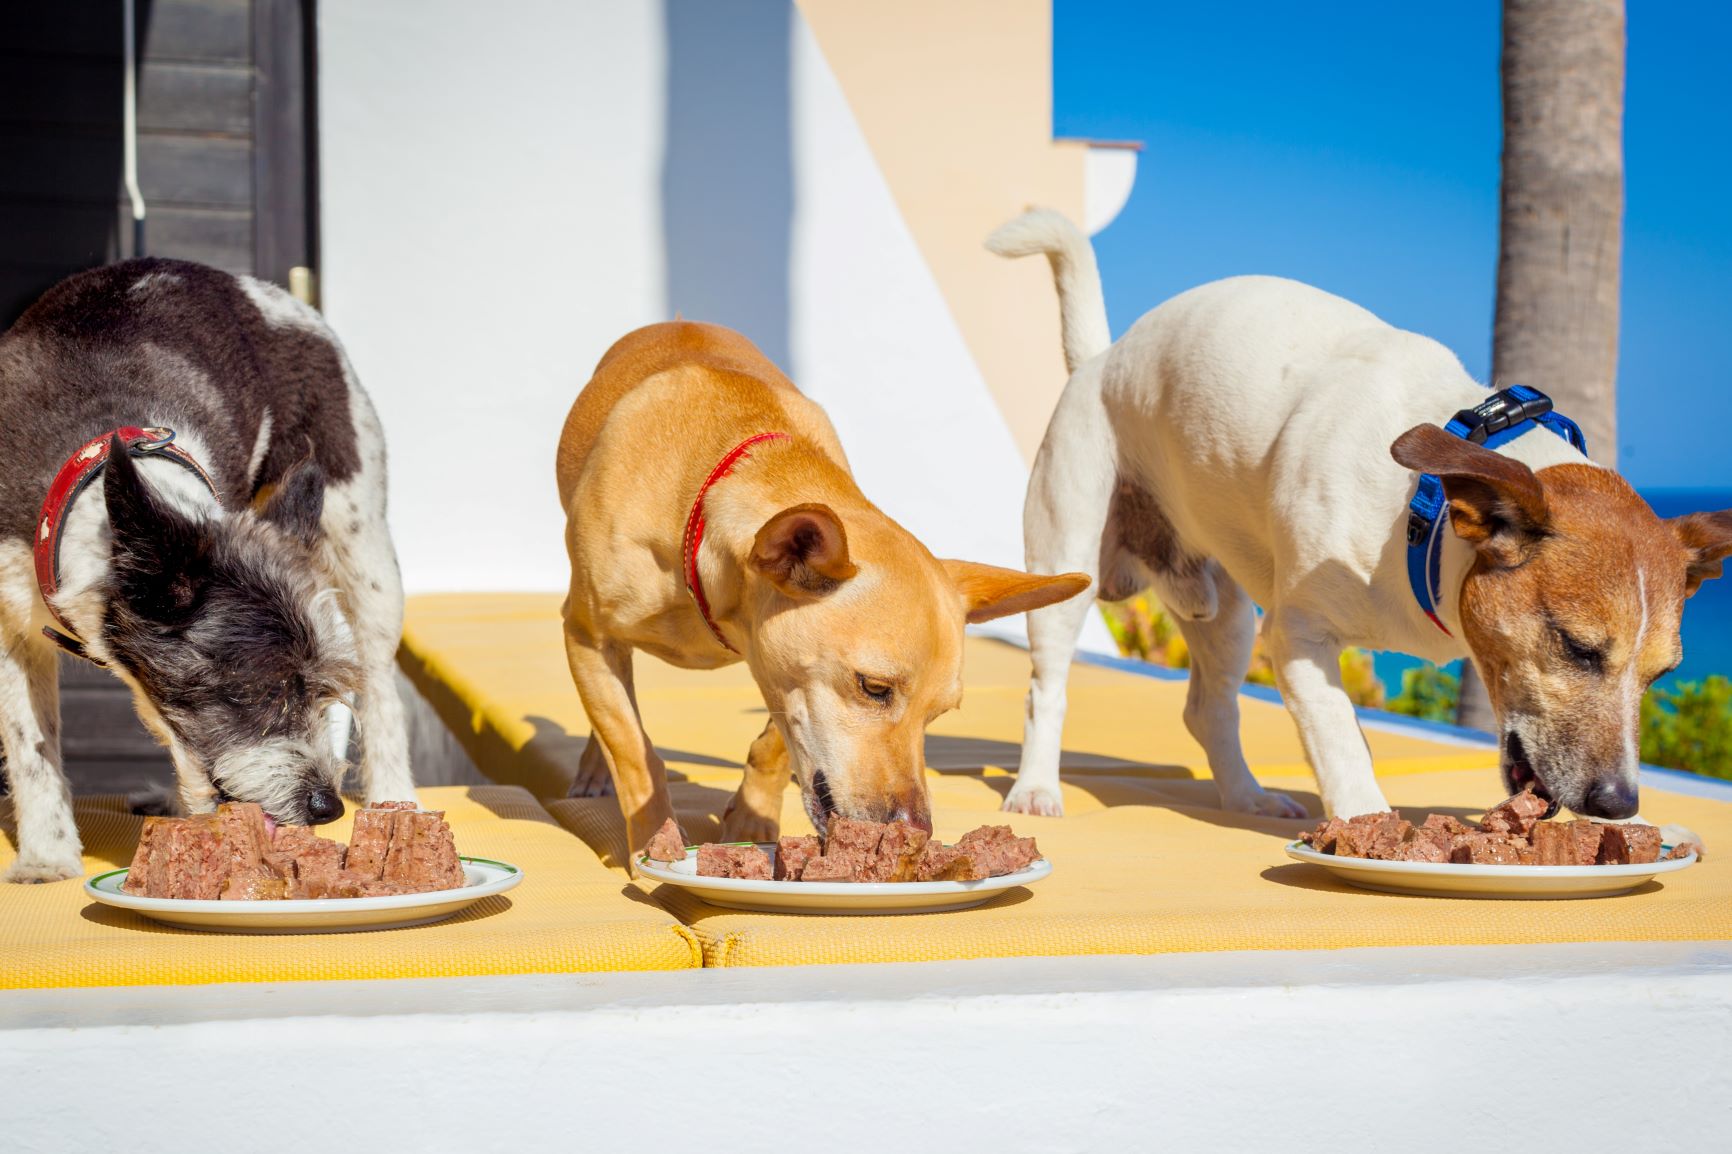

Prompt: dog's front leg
[
  {"left": 1263, "top": 609, "right": 1391, "bottom": 819},
  {"left": 318, "top": 476, "right": 416, "bottom": 805},
  {"left": 0, "top": 632, "right": 82, "bottom": 882},
  {"left": 562, "top": 631, "right": 674, "bottom": 870},
  {"left": 720, "top": 718, "right": 788, "bottom": 843}
]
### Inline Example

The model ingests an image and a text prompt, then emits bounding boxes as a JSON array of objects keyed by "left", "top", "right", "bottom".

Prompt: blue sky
[{"left": 1053, "top": 1, "right": 1731, "bottom": 489}]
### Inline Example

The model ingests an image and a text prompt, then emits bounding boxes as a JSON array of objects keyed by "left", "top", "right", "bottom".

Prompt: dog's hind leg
[
  {"left": 563, "top": 631, "right": 673, "bottom": 869},
  {"left": 1169, "top": 570, "right": 1307, "bottom": 819},
  {"left": 1262, "top": 606, "right": 1390, "bottom": 819},
  {"left": 0, "top": 546, "right": 80, "bottom": 882},
  {"left": 1009, "top": 366, "right": 1117, "bottom": 817},
  {"left": 720, "top": 718, "right": 789, "bottom": 843}
]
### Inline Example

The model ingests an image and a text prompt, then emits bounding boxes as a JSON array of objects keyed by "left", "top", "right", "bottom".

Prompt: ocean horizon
[{"left": 1372, "top": 487, "right": 1732, "bottom": 698}]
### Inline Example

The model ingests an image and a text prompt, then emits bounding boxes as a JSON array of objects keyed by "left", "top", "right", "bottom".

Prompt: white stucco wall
[
  {"left": 317, "top": 1, "right": 1044, "bottom": 595},
  {"left": 318, "top": 1, "right": 667, "bottom": 592}
]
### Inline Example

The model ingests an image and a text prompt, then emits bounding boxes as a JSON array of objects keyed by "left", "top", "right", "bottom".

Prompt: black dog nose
[
  {"left": 305, "top": 789, "right": 345, "bottom": 824},
  {"left": 1581, "top": 779, "right": 1639, "bottom": 820}
]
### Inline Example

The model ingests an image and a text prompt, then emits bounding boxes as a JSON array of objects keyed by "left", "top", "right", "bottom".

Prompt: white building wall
[
  {"left": 318, "top": 1, "right": 1111, "bottom": 652},
  {"left": 318, "top": 1, "right": 668, "bottom": 593}
]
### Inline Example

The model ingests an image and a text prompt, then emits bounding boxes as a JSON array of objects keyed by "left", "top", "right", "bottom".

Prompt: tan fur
[{"left": 558, "top": 322, "right": 1088, "bottom": 863}]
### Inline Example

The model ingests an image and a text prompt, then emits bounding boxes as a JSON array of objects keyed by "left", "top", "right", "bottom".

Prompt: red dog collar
[
  {"left": 681, "top": 432, "right": 788, "bottom": 653},
  {"left": 34, "top": 427, "right": 221, "bottom": 661}
]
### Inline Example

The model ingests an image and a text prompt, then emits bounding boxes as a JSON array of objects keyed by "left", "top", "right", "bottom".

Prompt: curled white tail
[{"left": 985, "top": 208, "right": 1111, "bottom": 374}]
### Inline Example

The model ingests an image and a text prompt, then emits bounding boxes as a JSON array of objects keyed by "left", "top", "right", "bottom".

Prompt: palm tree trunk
[{"left": 1459, "top": 0, "right": 1626, "bottom": 732}]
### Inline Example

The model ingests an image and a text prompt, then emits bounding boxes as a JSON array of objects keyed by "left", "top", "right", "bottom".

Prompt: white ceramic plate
[
  {"left": 1285, "top": 841, "right": 1696, "bottom": 899},
  {"left": 84, "top": 856, "right": 523, "bottom": 933},
  {"left": 639, "top": 844, "right": 1052, "bottom": 914}
]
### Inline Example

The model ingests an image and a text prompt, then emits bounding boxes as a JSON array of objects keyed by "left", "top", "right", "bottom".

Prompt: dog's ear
[
  {"left": 1670, "top": 509, "right": 1732, "bottom": 597},
  {"left": 1391, "top": 424, "right": 1551, "bottom": 568},
  {"left": 103, "top": 436, "right": 210, "bottom": 620},
  {"left": 259, "top": 458, "right": 326, "bottom": 546},
  {"left": 751, "top": 503, "right": 857, "bottom": 596},
  {"left": 941, "top": 561, "right": 1091, "bottom": 624}
]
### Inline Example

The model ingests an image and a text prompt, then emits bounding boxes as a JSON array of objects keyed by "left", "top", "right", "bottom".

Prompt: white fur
[
  {"left": 247, "top": 407, "right": 274, "bottom": 486},
  {"left": 996, "top": 209, "right": 1601, "bottom": 820},
  {"left": 307, "top": 319, "right": 416, "bottom": 806},
  {"left": 240, "top": 276, "right": 323, "bottom": 332}
]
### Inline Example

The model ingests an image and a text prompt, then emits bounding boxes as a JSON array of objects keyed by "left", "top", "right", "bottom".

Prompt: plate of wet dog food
[
  {"left": 637, "top": 817, "right": 1050, "bottom": 914},
  {"left": 85, "top": 801, "right": 522, "bottom": 932},
  {"left": 1285, "top": 787, "right": 1699, "bottom": 899}
]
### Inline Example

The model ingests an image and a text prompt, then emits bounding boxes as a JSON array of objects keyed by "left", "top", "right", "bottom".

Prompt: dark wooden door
[{"left": 0, "top": 0, "right": 318, "bottom": 328}]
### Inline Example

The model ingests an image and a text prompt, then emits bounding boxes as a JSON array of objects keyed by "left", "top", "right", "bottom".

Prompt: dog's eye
[
  {"left": 856, "top": 673, "right": 894, "bottom": 704},
  {"left": 1554, "top": 628, "right": 1605, "bottom": 674}
]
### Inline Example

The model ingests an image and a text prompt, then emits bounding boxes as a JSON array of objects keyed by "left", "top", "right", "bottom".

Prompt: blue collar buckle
[{"left": 1404, "top": 385, "right": 1587, "bottom": 636}]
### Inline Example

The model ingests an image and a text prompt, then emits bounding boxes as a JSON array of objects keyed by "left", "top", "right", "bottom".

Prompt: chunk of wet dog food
[
  {"left": 1300, "top": 817, "right": 1349, "bottom": 853},
  {"left": 1317, "top": 812, "right": 1410, "bottom": 859},
  {"left": 870, "top": 821, "right": 933, "bottom": 881},
  {"left": 696, "top": 843, "right": 773, "bottom": 880},
  {"left": 1664, "top": 840, "right": 1699, "bottom": 862},
  {"left": 644, "top": 818, "right": 688, "bottom": 863},
  {"left": 913, "top": 843, "right": 990, "bottom": 882},
  {"left": 954, "top": 824, "right": 1043, "bottom": 875},
  {"left": 775, "top": 835, "right": 822, "bottom": 880},
  {"left": 1480, "top": 788, "right": 1550, "bottom": 836},
  {"left": 824, "top": 817, "right": 887, "bottom": 857},
  {"left": 1422, "top": 813, "right": 1472, "bottom": 837},
  {"left": 1450, "top": 831, "right": 1528, "bottom": 865},
  {"left": 797, "top": 849, "right": 871, "bottom": 882},
  {"left": 257, "top": 823, "right": 347, "bottom": 898},
  {"left": 1595, "top": 823, "right": 1663, "bottom": 865},
  {"left": 1530, "top": 820, "right": 1605, "bottom": 866},
  {"left": 1392, "top": 825, "right": 1451, "bottom": 863},
  {"left": 122, "top": 801, "right": 466, "bottom": 900},
  {"left": 343, "top": 807, "right": 397, "bottom": 879}
]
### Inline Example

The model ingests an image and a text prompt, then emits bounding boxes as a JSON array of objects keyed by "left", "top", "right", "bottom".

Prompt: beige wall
[{"left": 796, "top": 0, "right": 1087, "bottom": 462}]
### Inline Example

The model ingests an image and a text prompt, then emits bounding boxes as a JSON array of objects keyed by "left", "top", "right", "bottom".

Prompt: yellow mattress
[
  {"left": 407, "top": 594, "right": 1732, "bottom": 968},
  {"left": 0, "top": 785, "right": 700, "bottom": 989}
]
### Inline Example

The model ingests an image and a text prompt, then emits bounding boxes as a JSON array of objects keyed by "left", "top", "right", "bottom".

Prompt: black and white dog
[{"left": 0, "top": 259, "right": 414, "bottom": 882}]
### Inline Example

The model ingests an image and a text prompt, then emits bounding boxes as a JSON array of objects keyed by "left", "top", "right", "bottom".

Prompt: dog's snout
[
  {"left": 1579, "top": 779, "right": 1639, "bottom": 821},
  {"left": 304, "top": 788, "right": 345, "bottom": 825},
  {"left": 886, "top": 803, "right": 933, "bottom": 834}
]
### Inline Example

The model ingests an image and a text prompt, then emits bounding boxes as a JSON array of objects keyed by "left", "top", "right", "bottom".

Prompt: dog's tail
[{"left": 985, "top": 208, "right": 1110, "bottom": 375}]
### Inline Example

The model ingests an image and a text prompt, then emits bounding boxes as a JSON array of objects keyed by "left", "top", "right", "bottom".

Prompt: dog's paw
[
  {"left": 1002, "top": 784, "right": 1064, "bottom": 817},
  {"left": 1223, "top": 788, "right": 1309, "bottom": 820},
  {"left": 4, "top": 855, "right": 83, "bottom": 884}
]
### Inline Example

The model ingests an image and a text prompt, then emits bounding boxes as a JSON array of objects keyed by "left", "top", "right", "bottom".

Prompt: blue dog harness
[{"left": 1405, "top": 384, "right": 1587, "bottom": 636}]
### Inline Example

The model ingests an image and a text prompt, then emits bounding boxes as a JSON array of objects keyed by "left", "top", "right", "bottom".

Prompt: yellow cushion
[
  {"left": 0, "top": 785, "right": 700, "bottom": 989},
  {"left": 408, "top": 594, "right": 1732, "bottom": 968}
]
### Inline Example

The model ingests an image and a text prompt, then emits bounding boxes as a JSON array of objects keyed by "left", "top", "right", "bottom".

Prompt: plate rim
[
  {"left": 1284, "top": 840, "right": 1696, "bottom": 878},
  {"left": 84, "top": 854, "right": 523, "bottom": 915},
  {"left": 637, "top": 850, "right": 1052, "bottom": 898}
]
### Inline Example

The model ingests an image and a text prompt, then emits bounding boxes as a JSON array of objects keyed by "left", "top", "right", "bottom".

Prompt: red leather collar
[
  {"left": 681, "top": 432, "right": 788, "bottom": 654},
  {"left": 34, "top": 427, "right": 221, "bottom": 660}
]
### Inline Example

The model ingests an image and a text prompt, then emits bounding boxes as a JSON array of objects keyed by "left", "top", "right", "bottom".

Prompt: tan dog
[{"left": 557, "top": 322, "right": 1089, "bottom": 863}]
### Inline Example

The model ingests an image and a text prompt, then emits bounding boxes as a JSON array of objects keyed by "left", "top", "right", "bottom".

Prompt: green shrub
[
  {"left": 1386, "top": 665, "right": 1461, "bottom": 723},
  {"left": 1641, "top": 676, "right": 1732, "bottom": 780}
]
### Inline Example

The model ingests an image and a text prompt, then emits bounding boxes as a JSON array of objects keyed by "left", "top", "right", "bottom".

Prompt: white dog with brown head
[{"left": 991, "top": 209, "right": 1732, "bottom": 825}]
